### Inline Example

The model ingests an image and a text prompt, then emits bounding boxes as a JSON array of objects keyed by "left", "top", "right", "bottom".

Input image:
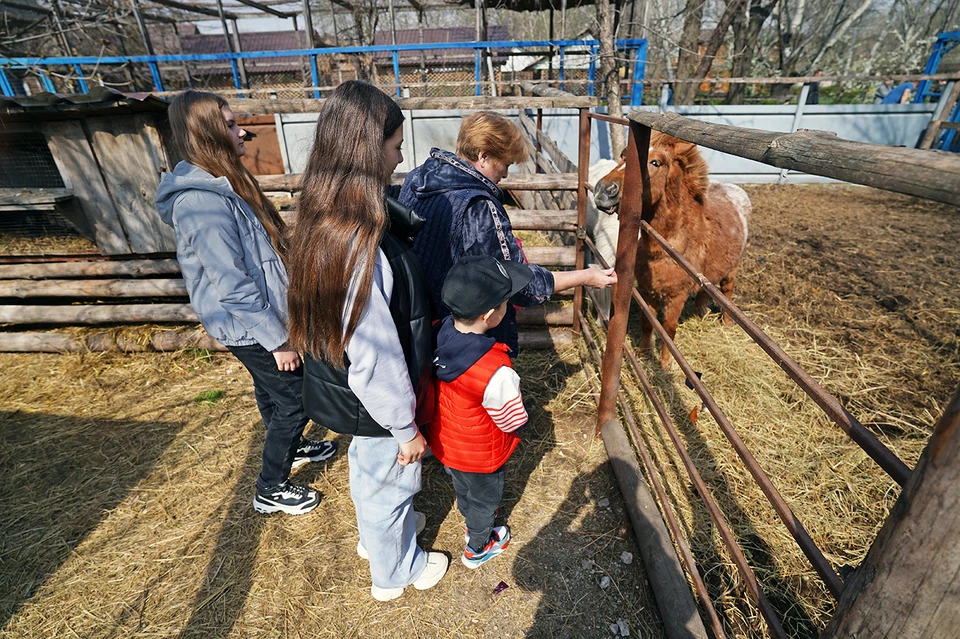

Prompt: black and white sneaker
[
  {"left": 253, "top": 481, "right": 320, "bottom": 515},
  {"left": 291, "top": 438, "right": 337, "bottom": 469}
]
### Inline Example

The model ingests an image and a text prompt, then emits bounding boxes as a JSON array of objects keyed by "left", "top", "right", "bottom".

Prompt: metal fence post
[
  {"left": 148, "top": 61, "right": 164, "bottom": 93},
  {"left": 72, "top": 64, "right": 88, "bottom": 93},
  {"left": 588, "top": 45, "right": 598, "bottom": 97},
  {"left": 0, "top": 69, "right": 14, "bottom": 96},
  {"left": 630, "top": 40, "right": 646, "bottom": 107},
  {"left": 597, "top": 121, "right": 650, "bottom": 433},
  {"left": 392, "top": 50, "right": 401, "bottom": 97}
]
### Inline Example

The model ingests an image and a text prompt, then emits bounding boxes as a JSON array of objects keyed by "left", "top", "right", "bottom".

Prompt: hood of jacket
[
  {"left": 155, "top": 161, "right": 241, "bottom": 226},
  {"left": 406, "top": 148, "right": 504, "bottom": 203},
  {"left": 434, "top": 315, "right": 498, "bottom": 382}
]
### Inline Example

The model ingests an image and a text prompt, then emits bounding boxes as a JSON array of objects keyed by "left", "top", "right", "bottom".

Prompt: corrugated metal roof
[
  {"left": 0, "top": 85, "right": 169, "bottom": 121},
  {"left": 372, "top": 26, "right": 509, "bottom": 66},
  {"left": 171, "top": 30, "right": 323, "bottom": 76}
]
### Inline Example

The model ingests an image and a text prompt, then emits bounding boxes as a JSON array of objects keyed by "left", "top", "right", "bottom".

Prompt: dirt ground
[
  {"left": 739, "top": 183, "right": 959, "bottom": 414},
  {"left": 1, "top": 183, "right": 957, "bottom": 638}
]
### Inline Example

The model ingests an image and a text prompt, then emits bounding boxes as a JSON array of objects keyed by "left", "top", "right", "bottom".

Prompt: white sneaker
[
  {"left": 357, "top": 511, "right": 426, "bottom": 560},
  {"left": 370, "top": 552, "right": 448, "bottom": 601},
  {"left": 412, "top": 552, "right": 448, "bottom": 591}
]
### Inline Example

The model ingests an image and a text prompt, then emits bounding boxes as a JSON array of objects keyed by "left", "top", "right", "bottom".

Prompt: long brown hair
[
  {"left": 286, "top": 81, "right": 405, "bottom": 365},
  {"left": 167, "top": 90, "right": 288, "bottom": 257}
]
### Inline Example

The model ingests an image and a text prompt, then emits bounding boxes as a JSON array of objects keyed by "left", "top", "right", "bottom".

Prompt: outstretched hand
[
  {"left": 588, "top": 267, "right": 618, "bottom": 289},
  {"left": 398, "top": 432, "right": 427, "bottom": 466}
]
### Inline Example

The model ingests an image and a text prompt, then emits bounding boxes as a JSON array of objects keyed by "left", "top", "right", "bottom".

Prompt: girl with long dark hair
[
  {"left": 288, "top": 81, "right": 448, "bottom": 601},
  {"left": 156, "top": 91, "right": 335, "bottom": 517}
]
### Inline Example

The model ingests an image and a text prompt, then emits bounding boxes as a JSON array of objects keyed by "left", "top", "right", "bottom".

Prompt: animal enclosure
[{"left": 1, "top": 88, "right": 958, "bottom": 638}]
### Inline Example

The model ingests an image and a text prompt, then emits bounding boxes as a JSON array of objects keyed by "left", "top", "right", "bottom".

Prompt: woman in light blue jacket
[{"left": 156, "top": 91, "right": 335, "bottom": 515}]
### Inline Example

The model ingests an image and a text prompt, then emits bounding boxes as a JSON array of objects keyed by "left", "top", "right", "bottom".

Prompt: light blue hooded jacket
[{"left": 155, "top": 161, "right": 289, "bottom": 352}]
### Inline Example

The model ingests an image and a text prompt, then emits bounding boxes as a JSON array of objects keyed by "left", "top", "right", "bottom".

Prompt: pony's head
[{"left": 593, "top": 132, "right": 709, "bottom": 214}]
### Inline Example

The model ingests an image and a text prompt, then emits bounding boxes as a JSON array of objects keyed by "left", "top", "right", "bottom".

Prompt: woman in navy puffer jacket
[{"left": 398, "top": 111, "right": 616, "bottom": 354}]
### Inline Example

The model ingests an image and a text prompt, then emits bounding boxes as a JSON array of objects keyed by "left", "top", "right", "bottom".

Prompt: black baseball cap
[{"left": 442, "top": 255, "right": 534, "bottom": 319}]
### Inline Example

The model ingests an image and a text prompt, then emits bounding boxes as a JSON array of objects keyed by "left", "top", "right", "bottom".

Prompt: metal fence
[{"left": 0, "top": 39, "right": 647, "bottom": 105}]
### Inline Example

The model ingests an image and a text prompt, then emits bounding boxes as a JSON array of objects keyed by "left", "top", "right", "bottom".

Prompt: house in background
[
  {"left": 372, "top": 26, "right": 509, "bottom": 96},
  {"left": 151, "top": 24, "right": 331, "bottom": 95}
]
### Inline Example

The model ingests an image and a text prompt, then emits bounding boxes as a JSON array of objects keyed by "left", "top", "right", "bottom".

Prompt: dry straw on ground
[
  {"left": 0, "top": 342, "right": 662, "bottom": 638},
  {"left": 575, "top": 184, "right": 957, "bottom": 638}
]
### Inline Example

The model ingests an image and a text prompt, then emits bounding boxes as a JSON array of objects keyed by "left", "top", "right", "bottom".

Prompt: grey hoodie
[{"left": 155, "top": 161, "right": 289, "bottom": 352}]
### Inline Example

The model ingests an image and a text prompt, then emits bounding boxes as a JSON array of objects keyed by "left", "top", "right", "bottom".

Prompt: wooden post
[
  {"left": 596, "top": 121, "right": 650, "bottom": 433},
  {"left": 601, "top": 418, "right": 710, "bottom": 639},
  {"left": 230, "top": 18, "right": 250, "bottom": 90},
  {"left": 822, "top": 384, "right": 960, "bottom": 638},
  {"left": 920, "top": 80, "right": 960, "bottom": 149}
]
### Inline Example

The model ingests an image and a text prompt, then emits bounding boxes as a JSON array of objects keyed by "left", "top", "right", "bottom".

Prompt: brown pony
[{"left": 593, "top": 132, "right": 751, "bottom": 369}]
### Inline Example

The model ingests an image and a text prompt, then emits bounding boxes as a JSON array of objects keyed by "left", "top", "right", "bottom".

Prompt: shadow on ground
[{"left": 0, "top": 410, "right": 185, "bottom": 627}]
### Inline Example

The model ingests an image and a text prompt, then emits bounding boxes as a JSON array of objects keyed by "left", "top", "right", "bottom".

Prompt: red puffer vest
[{"left": 425, "top": 343, "right": 521, "bottom": 473}]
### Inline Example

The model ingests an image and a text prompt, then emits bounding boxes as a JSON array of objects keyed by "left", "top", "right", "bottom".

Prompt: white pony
[{"left": 585, "top": 158, "right": 621, "bottom": 315}]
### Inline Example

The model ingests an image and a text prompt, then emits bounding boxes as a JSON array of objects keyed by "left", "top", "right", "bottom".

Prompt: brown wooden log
[
  {"left": 508, "top": 210, "right": 577, "bottom": 231},
  {"left": 822, "top": 385, "right": 960, "bottom": 638},
  {"left": 502, "top": 172, "right": 579, "bottom": 190},
  {"left": 257, "top": 172, "right": 579, "bottom": 193},
  {"left": 0, "top": 303, "right": 198, "bottom": 325},
  {"left": 521, "top": 245, "right": 577, "bottom": 267},
  {"left": 627, "top": 111, "right": 960, "bottom": 206},
  {"left": 516, "top": 302, "right": 573, "bottom": 325},
  {"left": 0, "top": 330, "right": 226, "bottom": 352},
  {"left": 517, "top": 329, "right": 574, "bottom": 349},
  {"left": 601, "top": 417, "right": 711, "bottom": 639},
  {"left": 256, "top": 173, "right": 304, "bottom": 192},
  {"left": 0, "top": 278, "right": 187, "bottom": 298},
  {"left": 0, "top": 302, "right": 571, "bottom": 327},
  {"left": 0, "top": 188, "right": 75, "bottom": 206},
  {"left": 230, "top": 95, "right": 595, "bottom": 116},
  {"left": 0, "top": 329, "right": 568, "bottom": 352},
  {"left": 519, "top": 81, "right": 576, "bottom": 98},
  {"left": 0, "top": 259, "right": 181, "bottom": 280}
]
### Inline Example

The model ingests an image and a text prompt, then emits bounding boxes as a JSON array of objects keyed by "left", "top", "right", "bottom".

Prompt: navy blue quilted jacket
[{"left": 398, "top": 148, "right": 554, "bottom": 352}]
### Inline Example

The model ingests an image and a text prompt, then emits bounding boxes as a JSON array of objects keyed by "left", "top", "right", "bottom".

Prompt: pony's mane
[{"left": 652, "top": 132, "right": 709, "bottom": 200}]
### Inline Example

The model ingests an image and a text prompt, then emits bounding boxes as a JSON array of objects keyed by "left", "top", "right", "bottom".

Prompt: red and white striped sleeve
[{"left": 482, "top": 366, "right": 528, "bottom": 433}]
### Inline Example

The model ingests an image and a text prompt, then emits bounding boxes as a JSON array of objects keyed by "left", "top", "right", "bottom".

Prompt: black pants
[
  {"left": 448, "top": 465, "right": 505, "bottom": 552},
  {"left": 227, "top": 343, "right": 308, "bottom": 490}
]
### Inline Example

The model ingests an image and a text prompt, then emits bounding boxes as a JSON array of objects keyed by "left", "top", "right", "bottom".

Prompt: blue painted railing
[
  {"left": 0, "top": 38, "right": 647, "bottom": 106},
  {"left": 915, "top": 31, "right": 960, "bottom": 105}
]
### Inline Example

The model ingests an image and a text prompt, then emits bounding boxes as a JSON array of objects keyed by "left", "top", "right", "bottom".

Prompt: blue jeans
[
  {"left": 227, "top": 343, "right": 308, "bottom": 490},
  {"left": 349, "top": 436, "right": 428, "bottom": 589},
  {"left": 448, "top": 466, "right": 505, "bottom": 551}
]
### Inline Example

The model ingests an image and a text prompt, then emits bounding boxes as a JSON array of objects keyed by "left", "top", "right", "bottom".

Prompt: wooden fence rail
[{"left": 626, "top": 111, "right": 960, "bottom": 206}]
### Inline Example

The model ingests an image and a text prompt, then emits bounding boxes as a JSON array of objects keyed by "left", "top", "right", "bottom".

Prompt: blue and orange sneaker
[{"left": 461, "top": 525, "right": 511, "bottom": 569}]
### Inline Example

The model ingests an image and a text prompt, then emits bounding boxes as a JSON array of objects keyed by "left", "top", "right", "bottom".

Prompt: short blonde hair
[{"left": 456, "top": 111, "right": 531, "bottom": 165}]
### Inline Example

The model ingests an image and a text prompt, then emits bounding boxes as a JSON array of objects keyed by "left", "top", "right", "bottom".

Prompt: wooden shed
[{"left": 1, "top": 86, "right": 179, "bottom": 255}]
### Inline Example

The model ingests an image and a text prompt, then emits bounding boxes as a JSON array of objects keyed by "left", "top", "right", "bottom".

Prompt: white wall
[{"left": 276, "top": 103, "right": 938, "bottom": 183}]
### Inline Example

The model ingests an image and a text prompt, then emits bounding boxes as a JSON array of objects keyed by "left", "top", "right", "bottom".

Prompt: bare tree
[
  {"left": 597, "top": 0, "right": 625, "bottom": 156},
  {"left": 726, "top": 0, "right": 779, "bottom": 104}
]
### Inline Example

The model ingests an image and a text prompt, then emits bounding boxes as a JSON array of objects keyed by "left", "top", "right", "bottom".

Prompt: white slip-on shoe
[
  {"left": 412, "top": 552, "right": 448, "bottom": 591},
  {"left": 370, "top": 584, "right": 404, "bottom": 602},
  {"left": 357, "top": 511, "right": 426, "bottom": 560},
  {"left": 369, "top": 549, "right": 447, "bottom": 601}
]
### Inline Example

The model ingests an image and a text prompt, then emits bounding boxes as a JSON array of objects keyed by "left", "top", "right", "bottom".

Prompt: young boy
[{"left": 426, "top": 255, "right": 533, "bottom": 568}]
